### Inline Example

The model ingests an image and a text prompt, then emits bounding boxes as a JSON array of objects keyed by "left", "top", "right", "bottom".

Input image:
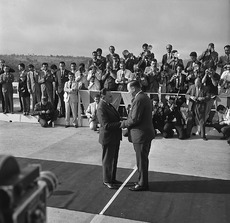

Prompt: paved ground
[{"left": 0, "top": 120, "right": 230, "bottom": 223}]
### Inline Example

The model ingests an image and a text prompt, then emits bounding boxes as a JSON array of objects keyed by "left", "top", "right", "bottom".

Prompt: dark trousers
[
  {"left": 3, "top": 91, "right": 13, "bottom": 113},
  {"left": 102, "top": 143, "right": 120, "bottom": 183},
  {"left": 22, "top": 96, "right": 30, "bottom": 113},
  {"left": 18, "top": 91, "right": 23, "bottom": 111},
  {"left": 133, "top": 141, "right": 151, "bottom": 187},
  {"left": 163, "top": 122, "right": 186, "bottom": 139},
  {"left": 213, "top": 123, "right": 230, "bottom": 137},
  {"left": 38, "top": 111, "right": 58, "bottom": 127}
]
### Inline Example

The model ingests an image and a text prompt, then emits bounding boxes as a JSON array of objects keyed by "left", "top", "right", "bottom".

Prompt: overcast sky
[{"left": 0, "top": 0, "right": 229, "bottom": 61}]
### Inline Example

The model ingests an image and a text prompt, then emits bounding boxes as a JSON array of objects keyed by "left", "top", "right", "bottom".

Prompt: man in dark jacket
[
  {"left": 33, "top": 96, "right": 58, "bottom": 127},
  {"left": 120, "top": 80, "right": 155, "bottom": 191},
  {"left": 97, "top": 88, "right": 122, "bottom": 189}
]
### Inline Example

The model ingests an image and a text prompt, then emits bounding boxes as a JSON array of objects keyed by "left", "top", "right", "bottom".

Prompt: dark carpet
[{"left": 16, "top": 158, "right": 230, "bottom": 223}]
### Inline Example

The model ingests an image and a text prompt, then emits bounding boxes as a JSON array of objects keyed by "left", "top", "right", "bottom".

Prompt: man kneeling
[{"left": 33, "top": 96, "right": 58, "bottom": 127}]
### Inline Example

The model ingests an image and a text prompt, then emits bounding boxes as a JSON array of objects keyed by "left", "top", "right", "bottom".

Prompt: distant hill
[{"left": 0, "top": 54, "right": 91, "bottom": 81}]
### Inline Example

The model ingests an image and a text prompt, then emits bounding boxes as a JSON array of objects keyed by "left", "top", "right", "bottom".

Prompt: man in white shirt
[
  {"left": 213, "top": 104, "right": 230, "bottom": 140},
  {"left": 86, "top": 94, "right": 100, "bottom": 131}
]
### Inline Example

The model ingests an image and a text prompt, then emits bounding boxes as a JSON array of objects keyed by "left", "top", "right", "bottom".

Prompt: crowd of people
[{"left": 0, "top": 43, "right": 230, "bottom": 143}]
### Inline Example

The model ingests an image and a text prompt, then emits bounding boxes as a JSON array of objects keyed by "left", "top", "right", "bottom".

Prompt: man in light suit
[
  {"left": 97, "top": 88, "right": 122, "bottom": 189},
  {"left": 64, "top": 72, "right": 78, "bottom": 128},
  {"left": 186, "top": 77, "right": 210, "bottom": 140},
  {"left": 120, "top": 80, "right": 155, "bottom": 191},
  {"left": 86, "top": 94, "right": 100, "bottom": 131},
  {"left": 27, "top": 64, "right": 41, "bottom": 111},
  {"left": 38, "top": 63, "right": 53, "bottom": 104}
]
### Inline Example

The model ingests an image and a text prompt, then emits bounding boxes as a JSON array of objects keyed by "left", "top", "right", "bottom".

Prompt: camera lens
[{"left": 39, "top": 171, "right": 58, "bottom": 198}]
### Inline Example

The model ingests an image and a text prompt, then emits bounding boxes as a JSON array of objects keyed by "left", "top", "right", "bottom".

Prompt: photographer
[
  {"left": 198, "top": 43, "right": 219, "bottom": 71},
  {"left": 202, "top": 66, "right": 220, "bottom": 124},
  {"left": 33, "top": 96, "right": 58, "bottom": 127},
  {"left": 86, "top": 94, "right": 100, "bottom": 131}
]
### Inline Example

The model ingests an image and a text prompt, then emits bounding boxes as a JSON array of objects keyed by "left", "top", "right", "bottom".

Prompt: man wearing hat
[{"left": 33, "top": 96, "right": 58, "bottom": 127}]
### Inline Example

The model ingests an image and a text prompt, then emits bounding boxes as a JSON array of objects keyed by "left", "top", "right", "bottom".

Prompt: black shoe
[
  {"left": 112, "top": 180, "right": 123, "bottom": 185},
  {"left": 203, "top": 137, "right": 208, "bottom": 141},
  {"left": 65, "top": 125, "right": 70, "bottom": 128},
  {"left": 129, "top": 184, "right": 149, "bottom": 191},
  {"left": 73, "top": 125, "right": 78, "bottom": 128},
  {"left": 103, "top": 182, "right": 118, "bottom": 189}
]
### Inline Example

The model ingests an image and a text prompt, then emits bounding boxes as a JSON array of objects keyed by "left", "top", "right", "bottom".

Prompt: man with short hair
[
  {"left": 33, "top": 96, "right": 58, "bottom": 127},
  {"left": 97, "top": 88, "right": 122, "bottom": 189},
  {"left": 96, "top": 48, "right": 106, "bottom": 72},
  {"left": 0, "top": 65, "right": 14, "bottom": 114},
  {"left": 162, "top": 44, "right": 173, "bottom": 66},
  {"left": 120, "top": 80, "right": 155, "bottom": 191},
  {"left": 198, "top": 43, "right": 219, "bottom": 70},
  {"left": 218, "top": 45, "right": 230, "bottom": 74},
  {"left": 27, "top": 64, "right": 41, "bottom": 111},
  {"left": 18, "top": 63, "right": 27, "bottom": 112},
  {"left": 213, "top": 104, "right": 230, "bottom": 140},
  {"left": 106, "top": 46, "right": 120, "bottom": 69},
  {"left": 0, "top": 59, "right": 15, "bottom": 112},
  {"left": 38, "top": 63, "right": 54, "bottom": 104},
  {"left": 64, "top": 72, "right": 78, "bottom": 128},
  {"left": 55, "top": 61, "right": 70, "bottom": 117},
  {"left": 88, "top": 51, "right": 102, "bottom": 71},
  {"left": 168, "top": 50, "right": 184, "bottom": 71},
  {"left": 86, "top": 94, "right": 100, "bottom": 131}
]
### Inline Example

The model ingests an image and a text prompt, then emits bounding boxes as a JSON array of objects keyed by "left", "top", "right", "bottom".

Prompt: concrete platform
[{"left": 0, "top": 119, "right": 230, "bottom": 223}]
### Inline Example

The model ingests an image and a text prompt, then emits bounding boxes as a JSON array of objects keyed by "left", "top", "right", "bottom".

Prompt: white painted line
[
  {"left": 100, "top": 166, "right": 137, "bottom": 215},
  {"left": 90, "top": 166, "right": 137, "bottom": 223}
]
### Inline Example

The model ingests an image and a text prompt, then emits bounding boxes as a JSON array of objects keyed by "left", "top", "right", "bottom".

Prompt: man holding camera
[
  {"left": 198, "top": 43, "right": 219, "bottom": 70},
  {"left": 33, "top": 96, "right": 58, "bottom": 127}
]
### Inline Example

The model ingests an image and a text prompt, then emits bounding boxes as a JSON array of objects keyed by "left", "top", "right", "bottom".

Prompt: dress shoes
[
  {"left": 103, "top": 182, "right": 118, "bottom": 189},
  {"left": 112, "top": 180, "right": 123, "bottom": 185},
  {"left": 202, "top": 137, "right": 208, "bottom": 141},
  {"left": 65, "top": 125, "right": 70, "bottom": 128},
  {"left": 129, "top": 184, "right": 149, "bottom": 191},
  {"left": 73, "top": 125, "right": 78, "bottom": 128}
]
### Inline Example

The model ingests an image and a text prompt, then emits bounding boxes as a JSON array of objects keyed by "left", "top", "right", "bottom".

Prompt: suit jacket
[
  {"left": 64, "top": 81, "right": 78, "bottom": 103},
  {"left": 27, "top": 70, "right": 40, "bottom": 93},
  {"left": 162, "top": 53, "right": 172, "bottom": 65},
  {"left": 121, "top": 92, "right": 155, "bottom": 143},
  {"left": 86, "top": 102, "right": 98, "bottom": 123},
  {"left": 186, "top": 84, "right": 210, "bottom": 111},
  {"left": 97, "top": 100, "right": 122, "bottom": 145},
  {"left": 55, "top": 69, "right": 70, "bottom": 93},
  {"left": 0, "top": 73, "right": 14, "bottom": 93}
]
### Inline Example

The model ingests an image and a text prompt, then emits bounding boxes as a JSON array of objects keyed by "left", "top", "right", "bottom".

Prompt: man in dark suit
[
  {"left": 55, "top": 61, "right": 70, "bottom": 117},
  {"left": 120, "top": 80, "right": 155, "bottom": 191},
  {"left": 97, "top": 88, "right": 122, "bottom": 189},
  {"left": 162, "top": 44, "right": 173, "bottom": 68}
]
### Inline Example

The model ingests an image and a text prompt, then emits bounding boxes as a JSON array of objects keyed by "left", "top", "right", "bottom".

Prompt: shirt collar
[{"left": 135, "top": 90, "right": 142, "bottom": 99}]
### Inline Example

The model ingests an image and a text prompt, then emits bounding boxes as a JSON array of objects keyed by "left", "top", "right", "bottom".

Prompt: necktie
[{"left": 70, "top": 82, "right": 72, "bottom": 88}]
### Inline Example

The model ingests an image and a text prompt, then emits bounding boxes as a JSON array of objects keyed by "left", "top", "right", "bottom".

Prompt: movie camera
[{"left": 0, "top": 155, "right": 58, "bottom": 223}]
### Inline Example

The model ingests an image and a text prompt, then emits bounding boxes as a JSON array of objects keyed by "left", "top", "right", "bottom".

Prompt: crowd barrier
[
  {"left": 77, "top": 90, "right": 230, "bottom": 127},
  {"left": 2, "top": 83, "right": 230, "bottom": 127}
]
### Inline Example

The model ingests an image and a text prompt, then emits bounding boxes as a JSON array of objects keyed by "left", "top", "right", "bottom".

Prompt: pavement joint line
[{"left": 97, "top": 166, "right": 137, "bottom": 215}]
